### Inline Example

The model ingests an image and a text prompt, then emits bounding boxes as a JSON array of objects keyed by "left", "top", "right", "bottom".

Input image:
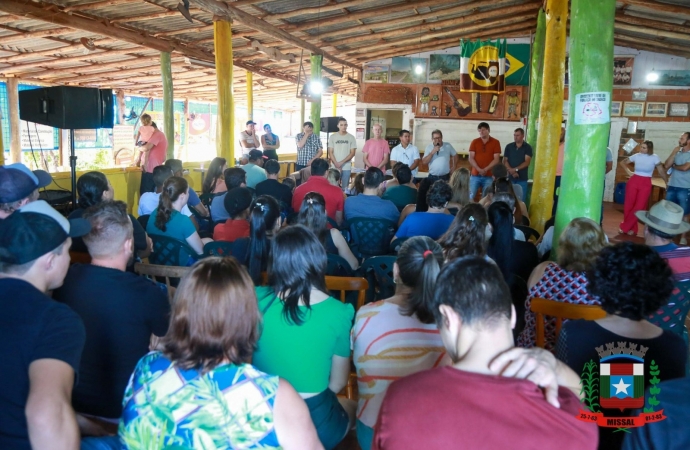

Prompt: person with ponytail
[
  {"left": 487, "top": 201, "right": 539, "bottom": 284},
  {"left": 438, "top": 203, "right": 489, "bottom": 262},
  {"left": 146, "top": 176, "right": 211, "bottom": 255},
  {"left": 244, "top": 195, "right": 281, "bottom": 284},
  {"left": 352, "top": 236, "right": 448, "bottom": 450},
  {"left": 296, "top": 192, "right": 358, "bottom": 270},
  {"left": 201, "top": 157, "right": 227, "bottom": 194},
  {"left": 253, "top": 226, "right": 355, "bottom": 450}
]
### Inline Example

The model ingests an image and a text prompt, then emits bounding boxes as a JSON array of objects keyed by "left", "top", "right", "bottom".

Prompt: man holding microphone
[{"left": 422, "top": 129, "right": 457, "bottom": 182}]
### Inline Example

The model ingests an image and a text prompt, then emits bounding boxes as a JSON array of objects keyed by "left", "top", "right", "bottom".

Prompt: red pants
[{"left": 621, "top": 174, "right": 651, "bottom": 234}]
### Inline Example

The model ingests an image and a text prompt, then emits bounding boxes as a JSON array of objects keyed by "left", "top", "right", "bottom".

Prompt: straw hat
[{"left": 636, "top": 200, "right": 690, "bottom": 235}]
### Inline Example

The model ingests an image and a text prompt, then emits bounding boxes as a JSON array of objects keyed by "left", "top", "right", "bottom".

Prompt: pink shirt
[
  {"left": 138, "top": 125, "right": 155, "bottom": 142},
  {"left": 144, "top": 130, "right": 167, "bottom": 173},
  {"left": 363, "top": 139, "right": 390, "bottom": 168}
]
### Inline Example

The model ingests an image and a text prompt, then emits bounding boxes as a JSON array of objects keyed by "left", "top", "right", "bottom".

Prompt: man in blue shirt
[
  {"left": 345, "top": 167, "right": 400, "bottom": 224},
  {"left": 242, "top": 149, "right": 268, "bottom": 189}
]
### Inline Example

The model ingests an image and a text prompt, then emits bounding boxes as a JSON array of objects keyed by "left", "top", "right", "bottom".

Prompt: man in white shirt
[
  {"left": 239, "top": 120, "right": 259, "bottom": 164},
  {"left": 390, "top": 130, "right": 421, "bottom": 177},
  {"left": 138, "top": 165, "right": 192, "bottom": 217},
  {"left": 422, "top": 129, "right": 457, "bottom": 181},
  {"left": 328, "top": 118, "right": 357, "bottom": 192}
]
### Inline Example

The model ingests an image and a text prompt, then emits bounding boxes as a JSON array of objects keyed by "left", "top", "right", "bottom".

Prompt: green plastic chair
[
  {"left": 149, "top": 234, "right": 202, "bottom": 267},
  {"left": 348, "top": 218, "right": 396, "bottom": 258},
  {"left": 204, "top": 241, "right": 234, "bottom": 258}
]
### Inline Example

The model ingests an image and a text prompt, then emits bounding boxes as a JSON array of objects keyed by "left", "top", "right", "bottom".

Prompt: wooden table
[{"left": 649, "top": 177, "right": 667, "bottom": 209}]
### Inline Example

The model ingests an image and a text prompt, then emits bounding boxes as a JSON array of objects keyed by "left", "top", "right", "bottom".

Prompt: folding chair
[
  {"left": 149, "top": 235, "right": 203, "bottom": 267},
  {"left": 349, "top": 218, "right": 397, "bottom": 258},
  {"left": 134, "top": 262, "right": 191, "bottom": 303},
  {"left": 325, "top": 275, "right": 369, "bottom": 312}
]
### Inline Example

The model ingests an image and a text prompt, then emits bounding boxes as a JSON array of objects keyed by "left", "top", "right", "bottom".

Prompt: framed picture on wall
[
  {"left": 645, "top": 102, "right": 668, "bottom": 118},
  {"left": 623, "top": 101, "right": 645, "bottom": 117},
  {"left": 611, "top": 101, "right": 622, "bottom": 117},
  {"left": 669, "top": 103, "right": 689, "bottom": 117}
]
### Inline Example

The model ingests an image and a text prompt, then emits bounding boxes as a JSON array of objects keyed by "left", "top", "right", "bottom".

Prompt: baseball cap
[
  {"left": 0, "top": 163, "right": 52, "bottom": 203},
  {"left": 0, "top": 200, "right": 91, "bottom": 265},
  {"left": 224, "top": 187, "right": 253, "bottom": 217},
  {"left": 248, "top": 149, "right": 267, "bottom": 161},
  {"left": 246, "top": 120, "right": 257, "bottom": 125}
]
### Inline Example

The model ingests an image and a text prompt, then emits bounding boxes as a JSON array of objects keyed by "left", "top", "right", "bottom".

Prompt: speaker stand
[{"left": 69, "top": 129, "right": 78, "bottom": 209}]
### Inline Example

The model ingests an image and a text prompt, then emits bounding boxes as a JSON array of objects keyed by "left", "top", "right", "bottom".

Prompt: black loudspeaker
[
  {"left": 320, "top": 116, "right": 341, "bottom": 133},
  {"left": 18, "top": 86, "right": 114, "bottom": 129}
]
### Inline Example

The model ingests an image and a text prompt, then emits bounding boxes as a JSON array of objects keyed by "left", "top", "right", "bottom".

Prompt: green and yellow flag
[{"left": 460, "top": 39, "right": 507, "bottom": 93}]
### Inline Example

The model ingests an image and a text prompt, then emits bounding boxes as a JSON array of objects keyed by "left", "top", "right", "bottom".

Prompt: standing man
[
  {"left": 295, "top": 121, "right": 323, "bottom": 171},
  {"left": 664, "top": 132, "right": 690, "bottom": 244},
  {"left": 362, "top": 123, "right": 390, "bottom": 170},
  {"left": 422, "top": 129, "right": 457, "bottom": 181},
  {"left": 0, "top": 200, "right": 90, "bottom": 449},
  {"left": 239, "top": 120, "right": 259, "bottom": 164},
  {"left": 328, "top": 117, "right": 357, "bottom": 191},
  {"left": 503, "top": 128, "right": 533, "bottom": 201},
  {"left": 390, "top": 130, "right": 420, "bottom": 177},
  {"left": 136, "top": 122, "right": 167, "bottom": 196},
  {"left": 468, "top": 122, "right": 501, "bottom": 200}
]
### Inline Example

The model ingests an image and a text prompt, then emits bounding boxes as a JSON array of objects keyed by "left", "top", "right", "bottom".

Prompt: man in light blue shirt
[
  {"left": 663, "top": 132, "right": 690, "bottom": 243},
  {"left": 242, "top": 150, "right": 268, "bottom": 189},
  {"left": 422, "top": 129, "right": 456, "bottom": 180},
  {"left": 344, "top": 167, "right": 400, "bottom": 224}
]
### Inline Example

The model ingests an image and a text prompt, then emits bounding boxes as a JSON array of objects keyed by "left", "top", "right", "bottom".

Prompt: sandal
[{"left": 618, "top": 228, "right": 625, "bottom": 234}]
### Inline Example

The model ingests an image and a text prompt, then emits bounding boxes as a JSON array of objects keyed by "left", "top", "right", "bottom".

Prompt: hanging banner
[
  {"left": 460, "top": 39, "right": 507, "bottom": 94},
  {"left": 21, "top": 122, "right": 55, "bottom": 150}
]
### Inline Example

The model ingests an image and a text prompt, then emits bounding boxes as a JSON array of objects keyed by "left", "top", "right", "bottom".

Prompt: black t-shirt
[
  {"left": 53, "top": 264, "right": 170, "bottom": 418},
  {"left": 68, "top": 208, "right": 148, "bottom": 254},
  {"left": 504, "top": 142, "right": 533, "bottom": 181},
  {"left": 254, "top": 179, "right": 293, "bottom": 210},
  {"left": 0, "top": 279, "right": 85, "bottom": 450}
]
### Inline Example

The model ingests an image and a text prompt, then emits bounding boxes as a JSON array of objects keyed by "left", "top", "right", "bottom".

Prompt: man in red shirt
[
  {"left": 468, "top": 122, "right": 501, "bottom": 200},
  {"left": 292, "top": 158, "right": 344, "bottom": 225},
  {"left": 136, "top": 123, "right": 168, "bottom": 195},
  {"left": 372, "top": 257, "right": 598, "bottom": 450}
]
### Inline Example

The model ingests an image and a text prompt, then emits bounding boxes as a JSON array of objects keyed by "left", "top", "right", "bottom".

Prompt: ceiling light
[
  {"left": 415, "top": 64, "right": 424, "bottom": 74},
  {"left": 309, "top": 79, "right": 323, "bottom": 95},
  {"left": 646, "top": 71, "right": 659, "bottom": 82}
]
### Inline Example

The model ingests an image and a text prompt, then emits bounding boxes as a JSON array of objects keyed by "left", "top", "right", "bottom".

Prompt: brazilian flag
[
  {"left": 460, "top": 39, "right": 507, "bottom": 94},
  {"left": 506, "top": 44, "right": 530, "bottom": 86}
]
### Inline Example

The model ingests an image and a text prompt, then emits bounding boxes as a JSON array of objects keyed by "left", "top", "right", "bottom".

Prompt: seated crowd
[{"left": 1, "top": 152, "right": 689, "bottom": 450}]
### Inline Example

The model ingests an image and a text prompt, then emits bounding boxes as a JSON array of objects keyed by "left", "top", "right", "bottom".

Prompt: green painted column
[
  {"left": 526, "top": 8, "right": 546, "bottom": 206},
  {"left": 310, "top": 54, "right": 323, "bottom": 135},
  {"left": 528, "top": 0, "right": 568, "bottom": 234},
  {"left": 160, "top": 52, "right": 175, "bottom": 159},
  {"left": 554, "top": 0, "right": 616, "bottom": 248}
]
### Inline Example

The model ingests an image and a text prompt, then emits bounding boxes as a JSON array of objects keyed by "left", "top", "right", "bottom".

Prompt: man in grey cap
[
  {"left": 637, "top": 199, "right": 690, "bottom": 281},
  {"left": 0, "top": 200, "right": 90, "bottom": 449},
  {"left": 0, "top": 163, "right": 52, "bottom": 219}
]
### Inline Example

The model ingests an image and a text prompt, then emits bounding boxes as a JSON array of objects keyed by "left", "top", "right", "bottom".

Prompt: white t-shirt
[
  {"left": 138, "top": 192, "right": 192, "bottom": 217},
  {"left": 390, "top": 144, "right": 421, "bottom": 176},
  {"left": 629, "top": 153, "right": 661, "bottom": 177}
]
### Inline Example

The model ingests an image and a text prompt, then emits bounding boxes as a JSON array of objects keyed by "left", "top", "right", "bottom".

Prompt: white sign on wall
[
  {"left": 21, "top": 122, "right": 55, "bottom": 150},
  {"left": 574, "top": 92, "right": 610, "bottom": 125}
]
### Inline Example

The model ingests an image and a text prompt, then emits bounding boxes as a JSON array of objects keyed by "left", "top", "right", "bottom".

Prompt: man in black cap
[
  {"left": 242, "top": 149, "right": 268, "bottom": 189},
  {"left": 0, "top": 163, "right": 52, "bottom": 219},
  {"left": 0, "top": 200, "right": 90, "bottom": 449},
  {"left": 239, "top": 120, "right": 259, "bottom": 164}
]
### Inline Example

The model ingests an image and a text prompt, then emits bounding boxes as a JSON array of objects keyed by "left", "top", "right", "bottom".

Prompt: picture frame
[
  {"left": 623, "top": 101, "right": 645, "bottom": 117},
  {"left": 611, "top": 101, "right": 622, "bottom": 117},
  {"left": 645, "top": 102, "right": 668, "bottom": 118},
  {"left": 631, "top": 91, "right": 647, "bottom": 101},
  {"left": 669, "top": 102, "right": 689, "bottom": 117}
]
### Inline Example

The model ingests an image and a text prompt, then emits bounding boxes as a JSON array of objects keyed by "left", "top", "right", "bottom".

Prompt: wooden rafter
[
  {"left": 617, "top": 0, "right": 690, "bottom": 15},
  {"left": 63, "top": 0, "right": 141, "bottom": 13},
  {"left": 615, "top": 22, "right": 690, "bottom": 43},
  {"left": 614, "top": 35, "right": 690, "bottom": 58},
  {"left": 615, "top": 12, "right": 690, "bottom": 35}
]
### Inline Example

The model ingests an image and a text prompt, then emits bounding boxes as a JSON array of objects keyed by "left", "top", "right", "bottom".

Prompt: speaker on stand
[
  {"left": 320, "top": 117, "right": 341, "bottom": 163},
  {"left": 18, "top": 86, "right": 115, "bottom": 209}
]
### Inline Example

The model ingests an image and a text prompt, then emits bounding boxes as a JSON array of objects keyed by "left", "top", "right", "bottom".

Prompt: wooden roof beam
[
  {"left": 0, "top": 48, "right": 152, "bottom": 74},
  {"left": 617, "top": 0, "right": 690, "bottom": 15},
  {"left": 63, "top": 0, "right": 141, "bottom": 13},
  {"left": 615, "top": 22, "right": 690, "bottom": 42},
  {"left": 0, "top": 26, "right": 74, "bottom": 44},
  {"left": 0, "top": 38, "right": 121, "bottom": 64},
  {"left": 191, "top": 0, "right": 361, "bottom": 70},
  {"left": 615, "top": 12, "right": 690, "bottom": 35},
  {"left": 614, "top": 34, "right": 690, "bottom": 57},
  {"left": 260, "top": 0, "right": 372, "bottom": 22}
]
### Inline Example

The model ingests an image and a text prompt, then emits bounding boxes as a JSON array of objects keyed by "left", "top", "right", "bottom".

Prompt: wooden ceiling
[{"left": 0, "top": 0, "right": 688, "bottom": 108}]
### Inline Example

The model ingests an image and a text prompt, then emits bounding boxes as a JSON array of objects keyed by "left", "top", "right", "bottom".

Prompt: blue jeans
[
  {"left": 666, "top": 186, "right": 690, "bottom": 215},
  {"left": 470, "top": 175, "right": 494, "bottom": 200},
  {"left": 511, "top": 179, "right": 528, "bottom": 201},
  {"left": 81, "top": 436, "right": 121, "bottom": 450},
  {"left": 341, "top": 169, "right": 351, "bottom": 192}
]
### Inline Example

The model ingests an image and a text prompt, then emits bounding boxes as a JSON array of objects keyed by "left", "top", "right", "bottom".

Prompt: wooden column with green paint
[
  {"left": 246, "top": 70, "right": 253, "bottom": 121},
  {"left": 160, "top": 52, "right": 174, "bottom": 159},
  {"left": 310, "top": 54, "right": 323, "bottom": 135},
  {"left": 528, "top": 0, "right": 568, "bottom": 233},
  {"left": 214, "top": 20, "right": 234, "bottom": 164},
  {"left": 554, "top": 0, "right": 615, "bottom": 245},
  {"left": 526, "top": 8, "right": 546, "bottom": 205}
]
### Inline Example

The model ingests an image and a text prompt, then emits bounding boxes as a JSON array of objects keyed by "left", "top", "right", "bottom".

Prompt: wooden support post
[
  {"left": 183, "top": 98, "right": 189, "bottom": 162},
  {"left": 116, "top": 89, "right": 126, "bottom": 125},
  {"left": 526, "top": 8, "right": 546, "bottom": 207},
  {"left": 332, "top": 93, "right": 338, "bottom": 117},
  {"left": 528, "top": 0, "right": 568, "bottom": 233},
  {"left": 247, "top": 71, "right": 253, "bottom": 121},
  {"left": 160, "top": 52, "right": 175, "bottom": 159},
  {"left": 554, "top": 0, "right": 616, "bottom": 246},
  {"left": 214, "top": 20, "right": 234, "bottom": 164},
  {"left": 7, "top": 78, "right": 21, "bottom": 164},
  {"left": 310, "top": 54, "right": 323, "bottom": 135}
]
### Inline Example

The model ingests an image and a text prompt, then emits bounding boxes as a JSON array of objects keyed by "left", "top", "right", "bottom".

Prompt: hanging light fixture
[
  {"left": 646, "top": 55, "right": 659, "bottom": 82},
  {"left": 414, "top": 22, "right": 423, "bottom": 75}
]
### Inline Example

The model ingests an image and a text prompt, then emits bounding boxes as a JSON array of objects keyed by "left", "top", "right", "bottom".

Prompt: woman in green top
[{"left": 253, "top": 225, "right": 355, "bottom": 450}]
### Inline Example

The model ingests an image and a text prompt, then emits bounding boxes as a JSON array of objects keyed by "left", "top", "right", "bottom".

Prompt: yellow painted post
[
  {"left": 246, "top": 71, "right": 253, "bottom": 121},
  {"left": 332, "top": 93, "right": 338, "bottom": 116},
  {"left": 214, "top": 20, "right": 234, "bottom": 166},
  {"left": 528, "top": 0, "right": 568, "bottom": 233}
]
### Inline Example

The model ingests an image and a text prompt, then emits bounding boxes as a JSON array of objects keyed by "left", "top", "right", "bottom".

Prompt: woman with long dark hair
[
  {"left": 352, "top": 237, "right": 447, "bottom": 450},
  {"left": 70, "top": 171, "right": 149, "bottom": 257},
  {"left": 245, "top": 195, "right": 281, "bottom": 284},
  {"left": 253, "top": 226, "right": 355, "bottom": 450},
  {"left": 201, "top": 157, "right": 227, "bottom": 194},
  {"left": 119, "top": 257, "right": 322, "bottom": 450},
  {"left": 296, "top": 192, "right": 358, "bottom": 270},
  {"left": 438, "top": 203, "right": 488, "bottom": 262},
  {"left": 146, "top": 176, "right": 209, "bottom": 255}
]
